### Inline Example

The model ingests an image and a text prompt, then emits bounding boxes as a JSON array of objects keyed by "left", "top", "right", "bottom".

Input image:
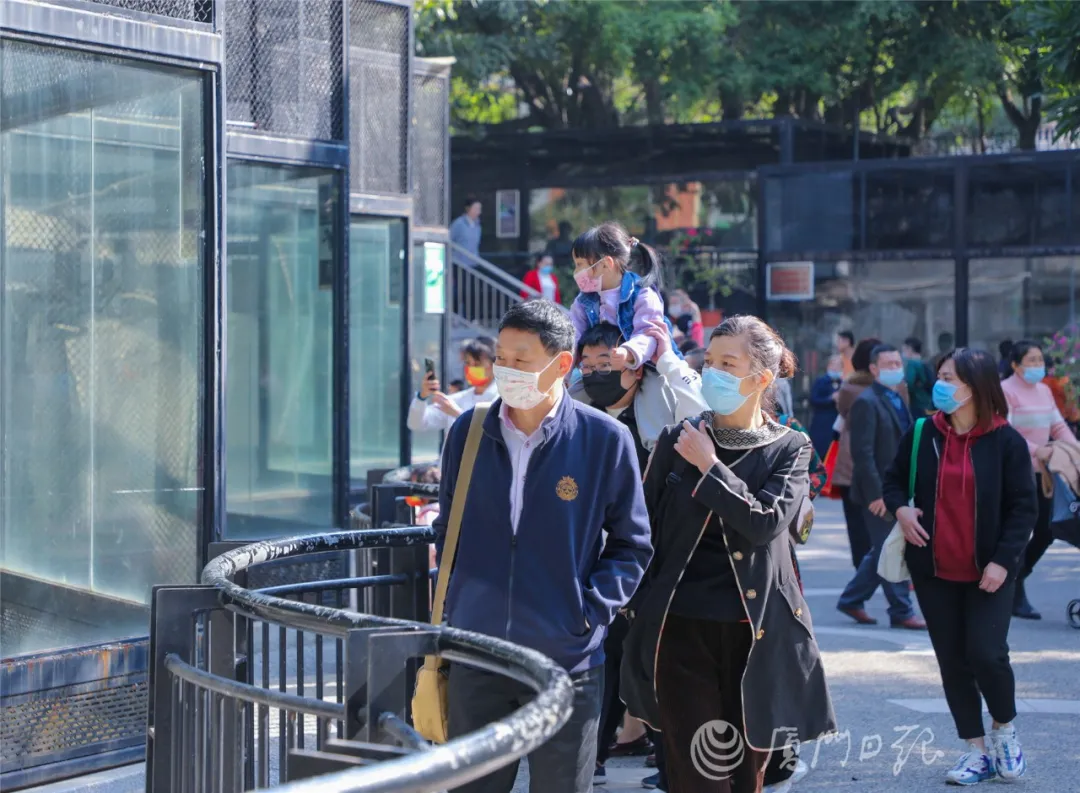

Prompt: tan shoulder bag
[{"left": 411, "top": 404, "right": 489, "bottom": 743}]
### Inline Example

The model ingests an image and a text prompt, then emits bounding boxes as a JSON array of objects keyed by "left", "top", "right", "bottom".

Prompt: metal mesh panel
[
  {"left": 350, "top": 0, "right": 409, "bottom": 194},
  {"left": 89, "top": 0, "right": 214, "bottom": 23},
  {"left": 863, "top": 169, "right": 953, "bottom": 250},
  {"left": 763, "top": 171, "right": 858, "bottom": 254},
  {"left": 1, "top": 675, "right": 147, "bottom": 771},
  {"left": 413, "top": 70, "right": 449, "bottom": 227},
  {"left": 224, "top": 0, "right": 344, "bottom": 140},
  {"left": 968, "top": 163, "right": 1070, "bottom": 248}
]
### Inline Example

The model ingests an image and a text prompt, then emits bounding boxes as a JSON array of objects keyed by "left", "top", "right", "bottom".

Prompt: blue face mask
[
  {"left": 701, "top": 367, "right": 753, "bottom": 415},
  {"left": 932, "top": 381, "right": 969, "bottom": 414},
  {"left": 878, "top": 368, "right": 905, "bottom": 388},
  {"left": 540, "top": 265, "right": 554, "bottom": 275},
  {"left": 828, "top": 370, "right": 843, "bottom": 381},
  {"left": 1022, "top": 366, "right": 1046, "bottom": 385}
]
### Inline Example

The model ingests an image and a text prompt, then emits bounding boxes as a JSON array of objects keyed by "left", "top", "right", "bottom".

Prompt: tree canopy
[{"left": 415, "top": 0, "right": 1080, "bottom": 148}]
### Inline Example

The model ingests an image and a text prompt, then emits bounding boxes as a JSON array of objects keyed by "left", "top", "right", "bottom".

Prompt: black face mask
[{"left": 583, "top": 371, "right": 630, "bottom": 409}]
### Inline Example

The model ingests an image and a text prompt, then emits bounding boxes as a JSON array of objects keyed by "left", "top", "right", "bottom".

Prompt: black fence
[{"left": 146, "top": 484, "right": 573, "bottom": 792}]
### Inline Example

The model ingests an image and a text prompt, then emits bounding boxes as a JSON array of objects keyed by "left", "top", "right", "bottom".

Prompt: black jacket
[
  {"left": 881, "top": 420, "right": 1037, "bottom": 581},
  {"left": 849, "top": 382, "right": 912, "bottom": 507},
  {"left": 620, "top": 415, "right": 837, "bottom": 751}
]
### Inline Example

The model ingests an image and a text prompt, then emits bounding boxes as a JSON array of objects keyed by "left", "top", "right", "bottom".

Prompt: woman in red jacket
[
  {"left": 521, "top": 252, "right": 562, "bottom": 304},
  {"left": 884, "top": 348, "right": 1037, "bottom": 786}
]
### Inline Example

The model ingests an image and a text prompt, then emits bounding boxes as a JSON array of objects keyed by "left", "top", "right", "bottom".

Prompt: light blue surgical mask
[
  {"left": 701, "top": 367, "right": 753, "bottom": 415},
  {"left": 932, "top": 380, "right": 969, "bottom": 414},
  {"left": 540, "top": 264, "right": 554, "bottom": 275},
  {"left": 878, "top": 368, "right": 905, "bottom": 389},
  {"left": 827, "top": 370, "right": 843, "bottom": 381},
  {"left": 1022, "top": 366, "right": 1046, "bottom": 385}
]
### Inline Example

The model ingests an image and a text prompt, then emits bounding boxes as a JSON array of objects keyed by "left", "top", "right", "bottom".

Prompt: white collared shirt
[{"left": 498, "top": 392, "right": 563, "bottom": 533}]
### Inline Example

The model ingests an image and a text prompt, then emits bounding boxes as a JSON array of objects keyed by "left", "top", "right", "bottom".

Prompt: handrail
[
  {"left": 448, "top": 242, "right": 570, "bottom": 316},
  {"left": 449, "top": 242, "right": 538, "bottom": 295},
  {"left": 196, "top": 526, "right": 576, "bottom": 793},
  {"left": 165, "top": 654, "right": 345, "bottom": 724}
]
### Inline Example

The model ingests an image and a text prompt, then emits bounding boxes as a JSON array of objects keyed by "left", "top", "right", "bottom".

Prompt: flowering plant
[{"left": 1045, "top": 323, "right": 1080, "bottom": 420}]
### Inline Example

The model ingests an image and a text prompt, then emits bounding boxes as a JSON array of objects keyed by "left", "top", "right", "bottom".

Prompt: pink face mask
[{"left": 574, "top": 260, "right": 604, "bottom": 293}]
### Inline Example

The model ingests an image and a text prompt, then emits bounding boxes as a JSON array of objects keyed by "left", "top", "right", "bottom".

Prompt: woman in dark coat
[{"left": 622, "top": 315, "right": 836, "bottom": 793}]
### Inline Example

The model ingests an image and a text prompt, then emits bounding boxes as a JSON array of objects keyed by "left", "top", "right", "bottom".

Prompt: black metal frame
[{"left": 756, "top": 149, "right": 1080, "bottom": 347}]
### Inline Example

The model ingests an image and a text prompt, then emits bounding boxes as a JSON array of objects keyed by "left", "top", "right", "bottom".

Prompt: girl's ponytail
[{"left": 631, "top": 240, "right": 664, "bottom": 291}]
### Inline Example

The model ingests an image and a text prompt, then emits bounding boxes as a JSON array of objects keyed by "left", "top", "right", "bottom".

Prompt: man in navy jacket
[{"left": 436, "top": 299, "right": 653, "bottom": 793}]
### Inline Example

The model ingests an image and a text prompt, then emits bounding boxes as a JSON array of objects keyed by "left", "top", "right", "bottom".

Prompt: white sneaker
[
  {"left": 945, "top": 744, "right": 996, "bottom": 786},
  {"left": 990, "top": 724, "right": 1027, "bottom": 781}
]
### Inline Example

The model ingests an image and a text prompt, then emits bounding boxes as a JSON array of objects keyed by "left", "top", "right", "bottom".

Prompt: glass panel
[
  {"left": 225, "top": 163, "right": 337, "bottom": 538},
  {"left": 767, "top": 260, "right": 955, "bottom": 422},
  {"left": 411, "top": 242, "right": 445, "bottom": 465},
  {"left": 0, "top": 40, "right": 205, "bottom": 657},
  {"left": 349, "top": 217, "right": 406, "bottom": 486},
  {"left": 764, "top": 171, "right": 857, "bottom": 254},
  {"left": 969, "top": 257, "right": 1080, "bottom": 354}
]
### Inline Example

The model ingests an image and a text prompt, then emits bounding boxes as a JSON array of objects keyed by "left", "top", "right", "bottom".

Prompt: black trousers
[
  {"left": 597, "top": 613, "right": 630, "bottom": 764},
  {"left": 656, "top": 615, "right": 768, "bottom": 793},
  {"left": 913, "top": 576, "right": 1018, "bottom": 740},
  {"left": 837, "top": 486, "right": 871, "bottom": 569},
  {"left": 448, "top": 663, "right": 603, "bottom": 793},
  {"left": 597, "top": 613, "right": 668, "bottom": 783},
  {"left": 1020, "top": 478, "right": 1054, "bottom": 579}
]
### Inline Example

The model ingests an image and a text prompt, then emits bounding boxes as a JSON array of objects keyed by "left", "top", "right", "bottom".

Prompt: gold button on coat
[
  {"left": 795, "top": 608, "right": 803, "bottom": 617},
  {"left": 732, "top": 551, "right": 744, "bottom": 561},
  {"left": 745, "top": 589, "right": 757, "bottom": 600},
  {"left": 756, "top": 629, "right": 765, "bottom": 640}
]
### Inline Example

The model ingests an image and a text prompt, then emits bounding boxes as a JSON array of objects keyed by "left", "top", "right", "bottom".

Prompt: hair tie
[{"left": 629, "top": 237, "right": 639, "bottom": 248}]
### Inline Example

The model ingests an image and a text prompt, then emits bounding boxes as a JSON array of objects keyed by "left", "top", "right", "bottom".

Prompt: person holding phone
[{"left": 408, "top": 337, "right": 499, "bottom": 433}]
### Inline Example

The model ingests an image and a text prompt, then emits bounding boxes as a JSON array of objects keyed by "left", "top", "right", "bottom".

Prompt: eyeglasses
[{"left": 579, "top": 362, "right": 615, "bottom": 376}]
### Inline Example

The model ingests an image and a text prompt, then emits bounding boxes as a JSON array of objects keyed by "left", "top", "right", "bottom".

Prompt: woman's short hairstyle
[{"left": 937, "top": 347, "right": 1009, "bottom": 428}]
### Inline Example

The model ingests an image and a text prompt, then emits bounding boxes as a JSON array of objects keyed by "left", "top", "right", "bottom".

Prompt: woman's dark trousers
[{"left": 913, "top": 576, "right": 1018, "bottom": 740}]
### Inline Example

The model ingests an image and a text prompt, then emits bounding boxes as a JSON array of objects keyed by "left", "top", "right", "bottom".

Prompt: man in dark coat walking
[{"left": 837, "top": 344, "right": 926, "bottom": 630}]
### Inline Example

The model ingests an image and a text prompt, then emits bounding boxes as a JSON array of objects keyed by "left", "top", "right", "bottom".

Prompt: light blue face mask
[
  {"left": 540, "top": 265, "right": 554, "bottom": 275},
  {"left": 1022, "top": 366, "right": 1046, "bottom": 385},
  {"left": 932, "top": 380, "right": 969, "bottom": 414},
  {"left": 878, "top": 368, "right": 905, "bottom": 388},
  {"left": 701, "top": 367, "right": 753, "bottom": 415}
]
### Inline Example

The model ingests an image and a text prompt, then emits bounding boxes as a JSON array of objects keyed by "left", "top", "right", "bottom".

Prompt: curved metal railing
[{"left": 150, "top": 522, "right": 574, "bottom": 793}]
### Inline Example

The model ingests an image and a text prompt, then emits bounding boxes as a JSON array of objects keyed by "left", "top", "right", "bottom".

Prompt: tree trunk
[
  {"left": 998, "top": 87, "right": 1042, "bottom": 151},
  {"left": 720, "top": 85, "right": 744, "bottom": 121},
  {"left": 644, "top": 79, "right": 665, "bottom": 125}
]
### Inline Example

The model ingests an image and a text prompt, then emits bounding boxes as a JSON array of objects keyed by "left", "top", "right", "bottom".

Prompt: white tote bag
[{"left": 877, "top": 418, "right": 926, "bottom": 584}]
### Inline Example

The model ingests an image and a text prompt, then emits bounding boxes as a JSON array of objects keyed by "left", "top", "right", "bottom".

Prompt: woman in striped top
[{"left": 1000, "top": 340, "right": 1078, "bottom": 620}]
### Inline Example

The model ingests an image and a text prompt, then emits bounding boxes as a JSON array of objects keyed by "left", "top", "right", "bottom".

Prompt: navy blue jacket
[{"left": 434, "top": 395, "right": 653, "bottom": 674}]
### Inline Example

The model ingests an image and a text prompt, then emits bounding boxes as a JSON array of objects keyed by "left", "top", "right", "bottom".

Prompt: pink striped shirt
[{"left": 1001, "top": 374, "right": 1076, "bottom": 464}]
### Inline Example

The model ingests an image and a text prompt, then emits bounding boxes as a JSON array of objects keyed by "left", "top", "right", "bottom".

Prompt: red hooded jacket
[{"left": 931, "top": 411, "right": 1010, "bottom": 582}]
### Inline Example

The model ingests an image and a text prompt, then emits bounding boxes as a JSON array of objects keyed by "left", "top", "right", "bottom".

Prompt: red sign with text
[{"left": 766, "top": 262, "right": 815, "bottom": 301}]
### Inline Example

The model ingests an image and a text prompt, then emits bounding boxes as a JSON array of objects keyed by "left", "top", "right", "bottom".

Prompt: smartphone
[{"left": 424, "top": 358, "right": 436, "bottom": 380}]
